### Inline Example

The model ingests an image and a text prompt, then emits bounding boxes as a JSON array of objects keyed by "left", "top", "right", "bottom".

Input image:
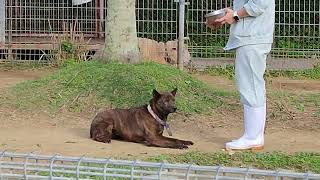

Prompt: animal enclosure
[
  {"left": 0, "top": 0, "right": 319, "bottom": 62},
  {"left": 0, "top": 0, "right": 178, "bottom": 62}
]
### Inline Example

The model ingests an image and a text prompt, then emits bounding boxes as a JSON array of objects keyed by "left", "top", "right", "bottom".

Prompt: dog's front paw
[
  {"left": 183, "top": 140, "right": 194, "bottom": 146},
  {"left": 93, "top": 135, "right": 111, "bottom": 144},
  {"left": 176, "top": 144, "right": 189, "bottom": 149},
  {"left": 98, "top": 138, "right": 111, "bottom": 144}
]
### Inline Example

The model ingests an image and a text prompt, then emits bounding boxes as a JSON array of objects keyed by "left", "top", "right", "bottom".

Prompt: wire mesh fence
[
  {"left": 0, "top": 0, "right": 319, "bottom": 63},
  {"left": 1, "top": 151, "right": 320, "bottom": 180},
  {"left": 186, "top": 0, "right": 320, "bottom": 60},
  {"left": 0, "top": 0, "right": 179, "bottom": 63}
]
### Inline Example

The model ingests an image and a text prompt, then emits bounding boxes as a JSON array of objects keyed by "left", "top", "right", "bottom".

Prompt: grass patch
[
  {"left": 203, "top": 65, "right": 320, "bottom": 80},
  {"left": 0, "top": 62, "right": 49, "bottom": 71},
  {"left": 1, "top": 61, "right": 232, "bottom": 114},
  {"left": 267, "top": 90, "right": 320, "bottom": 121},
  {"left": 293, "top": 93, "right": 320, "bottom": 117},
  {"left": 202, "top": 65, "right": 235, "bottom": 80},
  {"left": 147, "top": 151, "right": 320, "bottom": 173},
  {"left": 266, "top": 66, "right": 320, "bottom": 80}
]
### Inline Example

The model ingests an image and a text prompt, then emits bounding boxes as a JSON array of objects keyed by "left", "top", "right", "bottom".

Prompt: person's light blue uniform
[{"left": 224, "top": 0, "right": 275, "bottom": 107}]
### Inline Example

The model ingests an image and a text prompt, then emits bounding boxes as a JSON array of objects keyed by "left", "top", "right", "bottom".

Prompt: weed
[
  {"left": 203, "top": 65, "right": 320, "bottom": 80},
  {"left": 46, "top": 21, "right": 92, "bottom": 67}
]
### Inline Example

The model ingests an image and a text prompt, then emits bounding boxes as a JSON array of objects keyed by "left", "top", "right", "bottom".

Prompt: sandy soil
[{"left": 0, "top": 70, "right": 319, "bottom": 158}]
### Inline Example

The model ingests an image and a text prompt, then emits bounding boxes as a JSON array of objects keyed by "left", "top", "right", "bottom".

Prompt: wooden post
[{"left": 0, "top": 0, "right": 5, "bottom": 47}]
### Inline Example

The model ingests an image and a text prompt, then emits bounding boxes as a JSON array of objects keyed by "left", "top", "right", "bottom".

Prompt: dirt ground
[{"left": 0, "top": 70, "right": 319, "bottom": 158}]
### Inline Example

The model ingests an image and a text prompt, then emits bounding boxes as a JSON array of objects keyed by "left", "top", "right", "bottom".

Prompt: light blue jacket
[{"left": 224, "top": 0, "right": 275, "bottom": 50}]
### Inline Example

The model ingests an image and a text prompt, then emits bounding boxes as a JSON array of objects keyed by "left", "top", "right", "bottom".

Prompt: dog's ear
[
  {"left": 152, "top": 89, "right": 161, "bottom": 99},
  {"left": 171, "top": 88, "right": 178, "bottom": 97}
]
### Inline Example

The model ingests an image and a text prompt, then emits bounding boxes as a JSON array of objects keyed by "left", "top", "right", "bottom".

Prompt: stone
[
  {"left": 165, "top": 39, "right": 191, "bottom": 66},
  {"left": 138, "top": 38, "right": 166, "bottom": 64}
]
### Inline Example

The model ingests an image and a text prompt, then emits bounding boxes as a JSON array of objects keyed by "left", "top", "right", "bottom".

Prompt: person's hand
[
  {"left": 215, "top": 8, "right": 236, "bottom": 25},
  {"left": 205, "top": 19, "right": 222, "bottom": 30}
]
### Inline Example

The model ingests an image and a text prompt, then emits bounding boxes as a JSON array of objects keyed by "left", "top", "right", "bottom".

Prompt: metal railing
[
  {"left": 186, "top": 0, "right": 320, "bottom": 60},
  {"left": 0, "top": 151, "right": 320, "bottom": 180},
  {"left": 0, "top": 0, "right": 179, "bottom": 63},
  {"left": 0, "top": 0, "right": 319, "bottom": 62}
]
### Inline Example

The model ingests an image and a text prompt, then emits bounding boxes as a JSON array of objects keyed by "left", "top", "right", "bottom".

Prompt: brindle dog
[{"left": 90, "top": 88, "right": 194, "bottom": 149}]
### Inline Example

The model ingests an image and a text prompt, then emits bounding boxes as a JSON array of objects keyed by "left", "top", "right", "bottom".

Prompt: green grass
[
  {"left": 35, "top": 151, "right": 320, "bottom": 179},
  {"left": 294, "top": 93, "right": 320, "bottom": 117},
  {"left": 147, "top": 151, "right": 320, "bottom": 173},
  {"left": 204, "top": 65, "right": 320, "bottom": 80},
  {"left": 0, "top": 62, "right": 49, "bottom": 71},
  {"left": 266, "top": 66, "right": 320, "bottom": 80},
  {"left": 202, "top": 65, "right": 235, "bottom": 80},
  {"left": 1, "top": 61, "right": 232, "bottom": 114},
  {"left": 267, "top": 90, "right": 320, "bottom": 121}
]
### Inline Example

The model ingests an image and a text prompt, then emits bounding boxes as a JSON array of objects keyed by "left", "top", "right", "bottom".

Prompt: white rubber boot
[{"left": 226, "top": 104, "right": 266, "bottom": 150}]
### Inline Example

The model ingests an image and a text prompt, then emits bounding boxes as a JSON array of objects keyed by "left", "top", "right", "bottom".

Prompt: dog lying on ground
[{"left": 90, "top": 88, "right": 194, "bottom": 149}]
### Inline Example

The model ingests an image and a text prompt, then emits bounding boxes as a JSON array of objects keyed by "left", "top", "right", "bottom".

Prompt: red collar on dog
[{"left": 147, "top": 105, "right": 173, "bottom": 136}]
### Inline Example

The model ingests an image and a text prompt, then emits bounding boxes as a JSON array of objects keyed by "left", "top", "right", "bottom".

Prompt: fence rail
[
  {"left": 0, "top": 0, "right": 179, "bottom": 63},
  {"left": 0, "top": 151, "right": 320, "bottom": 180},
  {"left": 0, "top": 0, "right": 319, "bottom": 63},
  {"left": 186, "top": 0, "right": 320, "bottom": 59}
]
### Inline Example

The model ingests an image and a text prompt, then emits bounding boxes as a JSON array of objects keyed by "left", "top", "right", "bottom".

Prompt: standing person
[{"left": 206, "top": 0, "right": 275, "bottom": 150}]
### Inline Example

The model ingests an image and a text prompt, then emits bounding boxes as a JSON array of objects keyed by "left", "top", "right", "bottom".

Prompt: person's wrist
[{"left": 233, "top": 11, "right": 240, "bottom": 22}]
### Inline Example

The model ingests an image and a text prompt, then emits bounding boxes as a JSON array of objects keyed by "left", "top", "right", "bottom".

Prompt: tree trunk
[{"left": 102, "top": 0, "right": 140, "bottom": 63}]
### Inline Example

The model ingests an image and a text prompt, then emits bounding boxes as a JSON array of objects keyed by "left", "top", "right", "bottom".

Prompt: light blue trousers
[{"left": 235, "top": 44, "right": 272, "bottom": 108}]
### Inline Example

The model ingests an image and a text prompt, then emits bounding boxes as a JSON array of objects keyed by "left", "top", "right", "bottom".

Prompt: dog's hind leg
[{"left": 90, "top": 120, "right": 113, "bottom": 143}]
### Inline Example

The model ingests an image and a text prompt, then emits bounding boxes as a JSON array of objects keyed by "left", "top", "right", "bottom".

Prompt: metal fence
[
  {"left": 0, "top": 0, "right": 319, "bottom": 63},
  {"left": 186, "top": 0, "right": 320, "bottom": 60},
  {"left": 0, "top": 0, "right": 178, "bottom": 63},
  {"left": 1, "top": 151, "right": 320, "bottom": 180}
]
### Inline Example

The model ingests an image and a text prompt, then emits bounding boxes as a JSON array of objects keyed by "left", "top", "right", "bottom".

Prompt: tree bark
[{"left": 102, "top": 0, "right": 140, "bottom": 63}]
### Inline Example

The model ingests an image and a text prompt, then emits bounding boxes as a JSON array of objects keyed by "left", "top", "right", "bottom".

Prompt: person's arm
[
  {"left": 237, "top": 7, "right": 250, "bottom": 18},
  {"left": 214, "top": 8, "right": 249, "bottom": 25},
  {"left": 205, "top": 8, "right": 240, "bottom": 30},
  {"left": 243, "top": 0, "right": 269, "bottom": 17},
  {"left": 205, "top": 19, "right": 223, "bottom": 30},
  {"left": 214, "top": 0, "right": 271, "bottom": 25}
]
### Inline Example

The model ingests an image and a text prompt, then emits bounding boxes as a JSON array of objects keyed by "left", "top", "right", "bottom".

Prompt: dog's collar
[{"left": 147, "top": 105, "right": 172, "bottom": 136}]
